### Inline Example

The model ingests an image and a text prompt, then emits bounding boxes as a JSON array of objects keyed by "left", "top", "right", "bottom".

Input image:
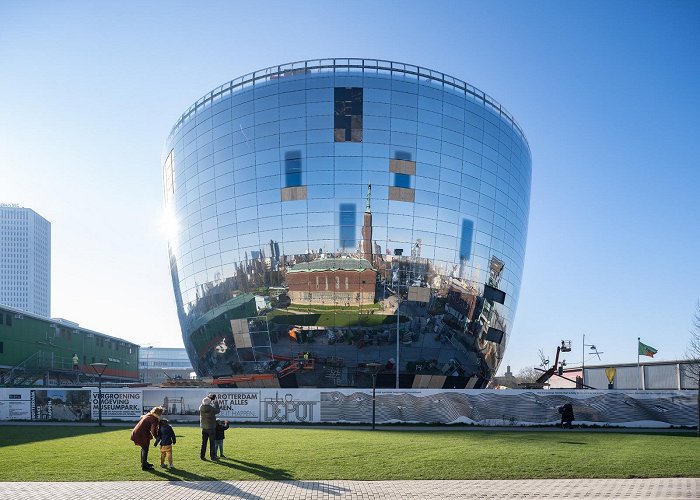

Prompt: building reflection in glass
[{"left": 163, "top": 59, "right": 531, "bottom": 389}]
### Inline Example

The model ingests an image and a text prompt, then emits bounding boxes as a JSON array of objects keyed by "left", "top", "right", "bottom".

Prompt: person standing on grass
[
  {"left": 215, "top": 419, "right": 230, "bottom": 458},
  {"left": 199, "top": 394, "right": 220, "bottom": 460},
  {"left": 559, "top": 402, "right": 575, "bottom": 428},
  {"left": 154, "top": 418, "right": 177, "bottom": 469},
  {"left": 130, "top": 406, "right": 163, "bottom": 470}
]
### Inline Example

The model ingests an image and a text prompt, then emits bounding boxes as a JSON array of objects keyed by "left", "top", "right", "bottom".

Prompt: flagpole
[{"left": 637, "top": 336, "right": 640, "bottom": 391}]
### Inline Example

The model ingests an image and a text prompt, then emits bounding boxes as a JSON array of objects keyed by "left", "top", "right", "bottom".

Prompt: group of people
[{"left": 129, "top": 393, "right": 230, "bottom": 471}]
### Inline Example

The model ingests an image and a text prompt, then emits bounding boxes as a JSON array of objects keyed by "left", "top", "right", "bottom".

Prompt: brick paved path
[{"left": 0, "top": 478, "right": 697, "bottom": 499}]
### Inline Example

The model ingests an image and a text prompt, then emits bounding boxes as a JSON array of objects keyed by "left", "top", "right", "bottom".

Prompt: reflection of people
[
  {"left": 215, "top": 419, "right": 230, "bottom": 458},
  {"left": 72, "top": 354, "right": 79, "bottom": 371},
  {"left": 130, "top": 406, "right": 163, "bottom": 470},
  {"left": 199, "top": 394, "right": 220, "bottom": 460},
  {"left": 559, "top": 403, "right": 574, "bottom": 428},
  {"left": 154, "top": 418, "right": 177, "bottom": 469}
]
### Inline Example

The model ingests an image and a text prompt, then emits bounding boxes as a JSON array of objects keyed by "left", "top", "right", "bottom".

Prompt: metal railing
[{"left": 167, "top": 58, "right": 529, "bottom": 151}]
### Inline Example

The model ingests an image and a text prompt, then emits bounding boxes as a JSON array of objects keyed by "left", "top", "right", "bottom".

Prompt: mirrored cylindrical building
[{"left": 163, "top": 59, "right": 531, "bottom": 389}]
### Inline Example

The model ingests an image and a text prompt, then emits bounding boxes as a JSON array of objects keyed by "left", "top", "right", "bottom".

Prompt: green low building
[{"left": 0, "top": 304, "right": 139, "bottom": 386}]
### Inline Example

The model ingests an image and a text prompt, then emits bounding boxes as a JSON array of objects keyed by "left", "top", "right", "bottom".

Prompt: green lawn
[{"left": 0, "top": 426, "right": 697, "bottom": 481}]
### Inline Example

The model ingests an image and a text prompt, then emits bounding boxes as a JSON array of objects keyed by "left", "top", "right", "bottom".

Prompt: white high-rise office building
[{"left": 0, "top": 204, "right": 51, "bottom": 317}]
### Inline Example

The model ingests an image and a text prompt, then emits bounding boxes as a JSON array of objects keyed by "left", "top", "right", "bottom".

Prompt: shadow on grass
[
  {"left": 0, "top": 425, "right": 117, "bottom": 447},
  {"left": 215, "top": 458, "right": 293, "bottom": 480},
  {"left": 558, "top": 441, "right": 587, "bottom": 445}
]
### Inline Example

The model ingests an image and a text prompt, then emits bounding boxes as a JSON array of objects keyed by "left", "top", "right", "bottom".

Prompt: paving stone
[{"left": 0, "top": 479, "right": 698, "bottom": 500}]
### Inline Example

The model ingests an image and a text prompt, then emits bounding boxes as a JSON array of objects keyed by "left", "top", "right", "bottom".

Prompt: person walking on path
[
  {"left": 154, "top": 418, "right": 177, "bottom": 469},
  {"left": 199, "top": 394, "right": 220, "bottom": 460},
  {"left": 130, "top": 406, "right": 163, "bottom": 470},
  {"left": 215, "top": 419, "right": 230, "bottom": 458}
]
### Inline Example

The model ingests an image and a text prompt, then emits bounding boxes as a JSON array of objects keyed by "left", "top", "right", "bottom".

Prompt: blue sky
[{"left": 1, "top": 1, "right": 698, "bottom": 375}]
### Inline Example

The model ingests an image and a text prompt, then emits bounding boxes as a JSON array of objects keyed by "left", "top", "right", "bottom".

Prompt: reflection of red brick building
[
  {"left": 286, "top": 258, "right": 376, "bottom": 305},
  {"left": 445, "top": 282, "right": 479, "bottom": 326}
]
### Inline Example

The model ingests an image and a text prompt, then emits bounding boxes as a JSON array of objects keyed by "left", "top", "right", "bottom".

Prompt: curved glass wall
[{"left": 163, "top": 59, "right": 531, "bottom": 389}]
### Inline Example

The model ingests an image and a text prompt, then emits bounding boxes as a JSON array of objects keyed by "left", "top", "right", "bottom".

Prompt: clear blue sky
[{"left": 1, "top": 0, "right": 698, "bottom": 375}]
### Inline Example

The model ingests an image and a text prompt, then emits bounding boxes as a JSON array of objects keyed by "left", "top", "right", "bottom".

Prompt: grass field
[{"left": 0, "top": 425, "right": 697, "bottom": 482}]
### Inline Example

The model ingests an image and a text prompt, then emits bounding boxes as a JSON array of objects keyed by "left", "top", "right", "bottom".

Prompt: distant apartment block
[{"left": 0, "top": 204, "right": 51, "bottom": 317}]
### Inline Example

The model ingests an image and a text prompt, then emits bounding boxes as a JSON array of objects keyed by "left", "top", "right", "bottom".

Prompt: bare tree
[
  {"left": 516, "top": 366, "right": 540, "bottom": 384},
  {"left": 687, "top": 303, "right": 700, "bottom": 434}
]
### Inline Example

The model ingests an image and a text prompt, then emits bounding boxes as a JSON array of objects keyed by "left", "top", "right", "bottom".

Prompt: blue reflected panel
[
  {"left": 394, "top": 173, "right": 411, "bottom": 188},
  {"left": 284, "top": 150, "right": 302, "bottom": 187},
  {"left": 459, "top": 218, "right": 474, "bottom": 261},
  {"left": 338, "top": 203, "right": 356, "bottom": 250}
]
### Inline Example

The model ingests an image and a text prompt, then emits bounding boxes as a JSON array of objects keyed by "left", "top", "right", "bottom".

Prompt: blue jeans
[{"left": 215, "top": 439, "right": 224, "bottom": 456}]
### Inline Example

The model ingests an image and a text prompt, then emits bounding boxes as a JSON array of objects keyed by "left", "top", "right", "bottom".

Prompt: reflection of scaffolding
[
  {"left": 231, "top": 315, "right": 273, "bottom": 365},
  {"left": 325, "top": 367, "right": 341, "bottom": 385},
  {"left": 278, "top": 354, "right": 316, "bottom": 379}
]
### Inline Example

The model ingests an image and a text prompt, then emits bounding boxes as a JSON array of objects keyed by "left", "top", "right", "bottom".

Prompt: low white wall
[{"left": 0, "top": 387, "right": 696, "bottom": 427}]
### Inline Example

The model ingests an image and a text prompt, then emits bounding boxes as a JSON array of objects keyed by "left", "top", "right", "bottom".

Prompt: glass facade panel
[{"left": 164, "top": 59, "right": 531, "bottom": 389}]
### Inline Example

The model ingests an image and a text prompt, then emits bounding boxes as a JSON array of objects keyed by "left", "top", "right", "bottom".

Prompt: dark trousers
[
  {"left": 140, "top": 444, "right": 150, "bottom": 466},
  {"left": 201, "top": 429, "right": 217, "bottom": 459}
]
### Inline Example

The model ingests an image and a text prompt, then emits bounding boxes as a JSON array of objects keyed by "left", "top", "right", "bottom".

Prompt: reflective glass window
[
  {"left": 255, "top": 162, "right": 279, "bottom": 178},
  {"left": 259, "top": 214, "right": 283, "bottom": 229},
  {"left": 363, "top": 129, "right": 390, "bottom": 144},
  {"left": 308, "top": 184, "right": 334, "bottom": 198},
  {"left": 334, "top": 87, "right": 363, "bottom": 142},
  {"left": 414, "top": 189, "right": 437, "bottom": 205}
]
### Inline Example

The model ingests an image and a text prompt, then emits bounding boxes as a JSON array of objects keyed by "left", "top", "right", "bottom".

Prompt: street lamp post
[
  {"left": 90, "top": 362, "right": 107, "bottom": 427},
  {"left": 366, "top": 362, "right": 381, "bottom": 430},
  {"left": 143, "top": 345, "right": 153, "bottom": 384},
  {"left": 581, "top": 334, "right": 602, "bottom": 389},
  {"left": 395, "top": 291, "right": 400, "bottom": 389}
]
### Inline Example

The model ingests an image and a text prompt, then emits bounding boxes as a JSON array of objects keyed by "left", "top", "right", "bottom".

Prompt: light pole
[
  {"left": 581, "top": 334, "right": 602, "bottom": 388},
  {"left": 395, "top": 289, "right": 400, "bottom": 389},
  {"left": 143, "top": 345, "right": 153, "bottom": 384},
  {"left": 366, "top": 362, "right": 381, "bottom": 430},
  {"left": 90, "top": 362, "right": 107, "bottom": 427}
]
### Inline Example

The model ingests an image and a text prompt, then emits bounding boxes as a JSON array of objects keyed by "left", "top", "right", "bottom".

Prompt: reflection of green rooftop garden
[
  {"left": 285, "top": 303, "right": 381, "bottom": 312},
  {"left": 266, "top": 308, "right": 407, "bottom": 327}
]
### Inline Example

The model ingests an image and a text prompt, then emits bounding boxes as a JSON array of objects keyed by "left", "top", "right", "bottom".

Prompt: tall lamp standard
[
  {"left": 395, "top": 291, "right": 400, "bottom": 389},
  {"left": 90, "top": 362, "right": 107, "bottom": 427},
  {"left": 581, "top": 334, "right": 603, "bottom": 388},
  {"left": 145, "top": 345, "right": 153, "bottom": 384},
  {"left": 366, "top": 362, "right": 381, "bottom": 430}
]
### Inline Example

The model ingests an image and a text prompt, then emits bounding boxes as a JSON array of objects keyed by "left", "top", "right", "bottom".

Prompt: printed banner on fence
[
  {"left": 212, "top": 391, "right": 260, "bottom": 420},
  {"left": 91, "top": 389, "right": 142, "bottom": 420},
  {"left": 31, "top": 389, "right": 91, "bottom": 421},
  {"left": 2, "top": 387, "right": 695, "bottom": 427},
  {"left": 0, "top": 389, "right": 31, "bottom": 420},
  {"left": 142, "top": 389, "right": 260, "bottom": 422},
  {"left": 259, "top": 389, "right": 320, "bottom": 423}
]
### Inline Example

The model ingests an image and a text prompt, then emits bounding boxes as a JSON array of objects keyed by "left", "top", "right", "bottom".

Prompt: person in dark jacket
[
  {"left": 154, "top": 418, "right": 177, "bottom": 469},
  {"left": 199, "top": 394, "right": 220, "bottom": 460},
  {"left": 130, "top": 406, "right": 163, "bottom": 470},
  {"left": 559, "top": 402, "right": 575, "bottom": 428},
  {"left": 215, "top": 419, "right": 230, "bottom": 458}
]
